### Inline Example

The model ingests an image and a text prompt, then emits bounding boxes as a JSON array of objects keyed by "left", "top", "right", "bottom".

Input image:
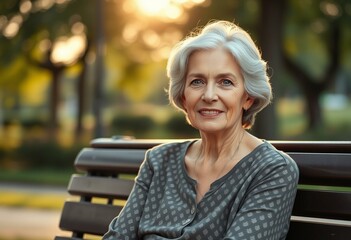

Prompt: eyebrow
[
  {"left": 217, "top": 73, "right": 238, "bottom": 79},
  {"left": 186, "top": 73, "right": 205, "bottom": 78},
  {"left": 186, "top": 72, "right": 238, "bottom": 79}
]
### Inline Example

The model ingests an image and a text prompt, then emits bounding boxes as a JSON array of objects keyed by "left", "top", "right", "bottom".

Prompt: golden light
[
  {"left": 33, "top": 0, "right": 55, "bottom": 11},
  {"left": 71, "top": 21, "right": 85, "bottom": 35},
  {"left": 135, "top": 0, "right": 170, "bottom": 16},
  {"left": 121, "top": 0, "right": 208, "bottom": 61},
  {"left": 51, "top": 34, "right": 86, "bottom": 65},
  {"left": 142, "top": 30, "right": 161, "bottom": 48},
  {"left": 164, "top": 4, "right": 183, "bottom": 19},
  {"left": 39, "top": 38, "right": 52, "bottom": 52},
  {"left": 131, "top": 0, "right": 207, "bottom": 21},
  {"left": 3, "top": 15, "right": 23, "bottom": 38},
  {"left": 20, "top": 0, "right": 33, "bottom": 14},
  {"left": 122, "top": 22, "right": 143, "bottom": 43},
  {"left": 320, "top": 1, "right": 340, "bottom": 17}
]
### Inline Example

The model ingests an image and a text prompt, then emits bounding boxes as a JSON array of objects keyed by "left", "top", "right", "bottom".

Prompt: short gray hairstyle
[{"left": 167, "top": 20, "right": 272, "bottom": 129}]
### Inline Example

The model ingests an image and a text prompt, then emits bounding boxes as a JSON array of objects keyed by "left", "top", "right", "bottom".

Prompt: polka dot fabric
[{"left": 103, "top": 141, "right": 299, "bottom": 240}]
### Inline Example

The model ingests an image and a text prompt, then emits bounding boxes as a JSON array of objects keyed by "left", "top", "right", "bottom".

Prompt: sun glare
[
  {"left": 51, "top": 34, "right": 86, "bottom": 65},
  {"left": 121, "top": 0, "right": 208, "bottom": 61},
  {"left": 132, "top": 0, "right": 206, "bottom": 21},
  {"left": 135, "top": 0, "right": 169, "bottom": 16}
]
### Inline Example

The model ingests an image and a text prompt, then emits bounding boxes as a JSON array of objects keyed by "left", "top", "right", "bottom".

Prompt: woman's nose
[{"left": 202, "top": 84, "right": 218, "bottom": 102}]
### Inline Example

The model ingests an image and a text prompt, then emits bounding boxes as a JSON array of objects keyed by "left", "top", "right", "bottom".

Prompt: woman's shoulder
[{"left": 251, "top": 141, "right": 299, "bottom": 172}]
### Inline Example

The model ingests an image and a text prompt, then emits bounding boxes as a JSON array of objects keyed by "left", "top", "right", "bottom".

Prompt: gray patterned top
[{"left": 103, "top": 140, "right": 299, "bottom": 240}]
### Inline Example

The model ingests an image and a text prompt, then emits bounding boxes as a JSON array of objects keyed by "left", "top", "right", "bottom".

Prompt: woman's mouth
[{"left": 199, "top": 109, "right": 223, "bottom": 116}]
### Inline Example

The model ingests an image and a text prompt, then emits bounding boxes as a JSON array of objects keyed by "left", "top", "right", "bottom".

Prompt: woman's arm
[
  {"left": 103, "top": 151, "right": 153, "bottom": 240},
  {"left": 224, "top": 156, "right": 299, "bottom": 240}
]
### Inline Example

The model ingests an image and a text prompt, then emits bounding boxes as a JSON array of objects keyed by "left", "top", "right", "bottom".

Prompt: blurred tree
[
  {"left": 283, "top": 0, "right": 351, "bottom": 129},
  {"left": 253, "top": 0, "right": 285, "bottom": 139},
  {"left": 0, "top": 0, "right": 93, "bottom": 139}
]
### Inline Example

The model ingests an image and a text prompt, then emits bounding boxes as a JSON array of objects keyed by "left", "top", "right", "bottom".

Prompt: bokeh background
[{"left": 0, "top": 0, "right": 350, "bottom": 239}]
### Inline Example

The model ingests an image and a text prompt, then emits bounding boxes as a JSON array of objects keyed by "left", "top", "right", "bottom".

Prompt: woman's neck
[{"left": 197, "top": 128, "right": 246, "bottom": 164}]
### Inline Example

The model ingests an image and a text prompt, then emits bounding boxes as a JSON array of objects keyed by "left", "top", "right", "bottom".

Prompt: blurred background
[{"left": 0, "top": 0, "right": 350, "bottom": 239}]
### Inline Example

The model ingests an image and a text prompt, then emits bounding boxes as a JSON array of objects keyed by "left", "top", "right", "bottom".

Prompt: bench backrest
[{"left": 56, "top": 139, "right": 351, "bottom": 240}]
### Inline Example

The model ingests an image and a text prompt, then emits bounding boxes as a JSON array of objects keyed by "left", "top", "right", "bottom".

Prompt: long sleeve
[
  {"left": 103, "top": 151, "right": 154, "bottom": 240},
  {"left": 223, "top": 154, "right": 299, "bottom": 240}
]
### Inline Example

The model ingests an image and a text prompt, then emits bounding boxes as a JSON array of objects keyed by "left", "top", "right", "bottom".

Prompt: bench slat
[
  {"left": 59, "top": 201, "right": 121, "bottom": 236},
  {"left": 91, "top": 139, "right": 351, "bottom": 153},
  {"left": 287, "top": 219, "right": 351, "bottom": 240},
  {"left": 54, "top": 237, "right": 84, "bottom": 240},
  {"left": 293, "top": 189, "right": 351, "bottom": 220},
  {"left": 68, "top": 175, "right": 134, "bottom": 199},
  {"left": 289, "top": 152, "right": 351, "bottom": 186},
  {"left": 75, "top": 148, "right": 146, "bottom": 173}
]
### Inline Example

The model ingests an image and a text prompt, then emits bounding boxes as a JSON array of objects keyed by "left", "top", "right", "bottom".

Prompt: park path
[
  {"left": 0, "top": 183, "right": 71, "bottom": 239},
  {"left": 0, "top": 206, "right": 69, "bottom": 239}
]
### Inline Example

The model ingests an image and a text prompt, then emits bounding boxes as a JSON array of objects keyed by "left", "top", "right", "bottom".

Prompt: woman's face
[{"left": 183, "top": 48, "right": 253, "bottom": 134}]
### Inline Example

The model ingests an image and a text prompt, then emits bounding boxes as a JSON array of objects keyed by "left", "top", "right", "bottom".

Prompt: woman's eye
[
  {"left": 221, "top": 79, "right": 234, "bottom": 86},
  {"left": 190, "top": 79, "right": 204, "bottom": 86}
]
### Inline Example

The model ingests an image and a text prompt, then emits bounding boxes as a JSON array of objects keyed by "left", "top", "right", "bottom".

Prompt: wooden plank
[
  {"left": 287, "top": 219, "right": 351, "bottom": 240},
  {"left": 74, "top": 148, "right": 145, "bottom": 173},
  {"left": 54, "top": 237, "right": 83, "bottom": 240},
  {"left": 289, "top": 152, "right": 351, "bottom": 186},
  {"left": 272, "top": 141, "right": 351, "bottom": 153},
  {"left": 59, "top": 201, "right": 122, "bottom": 236},
  {"left": 67, "top": 175, "right": 134, "bottom": 199},
  {"left": 291, "top": 216, "right": 351, "bottom": 227},
  {"left": 91, "top": 138, "right": 178, "bottom": 149},
  {"left": 90, "top": 138, "right": 351, "bottom": 153},
  {"left": 292, "top": 189, "right": 351, "bottom": 220}
]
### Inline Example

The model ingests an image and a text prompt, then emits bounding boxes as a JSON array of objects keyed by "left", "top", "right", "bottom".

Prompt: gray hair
[{"left": 166, "top": 20, "right": 272, "bottom": 129}]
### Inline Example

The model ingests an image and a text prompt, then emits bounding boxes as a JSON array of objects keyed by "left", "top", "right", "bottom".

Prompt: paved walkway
[
  {"left": 0, "top": 206, "right": 70, "bottom": 239},
  {"left": 0, "top": 183, "right": 71, "bottom": 239}
]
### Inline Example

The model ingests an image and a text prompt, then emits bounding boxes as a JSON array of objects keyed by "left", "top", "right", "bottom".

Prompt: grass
[
  {"left": 0, "top": 189, "right": 126, "bottom": 210},
  {"left": 0, "top": 190, "right": 70, "bottom": 210},
  {"left": 0, "top": 168, "right": 74, "bottom": 186},
  {"left": 0, "top": 169, "right": 74, "bottom": 210}
]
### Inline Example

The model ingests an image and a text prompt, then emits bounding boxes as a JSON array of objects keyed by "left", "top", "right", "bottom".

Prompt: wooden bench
[{"left": 55, "top": 138, "right": 351, "bottom": 240}]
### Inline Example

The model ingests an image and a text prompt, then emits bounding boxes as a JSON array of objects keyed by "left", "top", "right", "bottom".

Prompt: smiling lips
[{"left": 198, "top": 109, "right": 223, "bottom": 117}]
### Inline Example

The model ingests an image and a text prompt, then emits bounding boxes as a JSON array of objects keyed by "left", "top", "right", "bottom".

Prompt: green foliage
[
  {"left": 110, "top": 112, "right": 200, "bottom": 139},
  {"left": 111, "top": 114, "right": 156, "bottom": 138},
  {"left": 164, "top": 114, "right": 199, "bottom": 138},
  {"left": 20, "top": 118, "right": 46, "bottom": 129},
  {"left": 11, "top": 140, "right": 82, "bottom": 169},
  {"left": 0, "top": 168, "right": 73, "bottom": 186}
]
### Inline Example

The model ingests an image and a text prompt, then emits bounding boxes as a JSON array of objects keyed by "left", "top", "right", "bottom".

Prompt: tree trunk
[
  {"left": 75, "top": 40, "right": 90, "bottom": 140},
  {"left": 49, "top": 69, "right": 63, "bottom": 137},
  {"left": 304, "top": 86, "right": 323, "bottom": 129},
  {"left": 283, "top": 21, "right": 340, "bottom": 130},
  {"left": 253, "top": 0, "right": 286, "bottom": 139},
  {"left": 93, "top": 0, "right": 105, "bottom": 138}
]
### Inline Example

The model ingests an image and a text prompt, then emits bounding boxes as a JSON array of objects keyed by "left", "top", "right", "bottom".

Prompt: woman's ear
[{"left": 243, "top": 96, "right": 254, "bottom": 110}]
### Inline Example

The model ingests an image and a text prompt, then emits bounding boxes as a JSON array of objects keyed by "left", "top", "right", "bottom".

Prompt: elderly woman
[{"left": 103, "top": 20, "right": 299, "bottom": 240}]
